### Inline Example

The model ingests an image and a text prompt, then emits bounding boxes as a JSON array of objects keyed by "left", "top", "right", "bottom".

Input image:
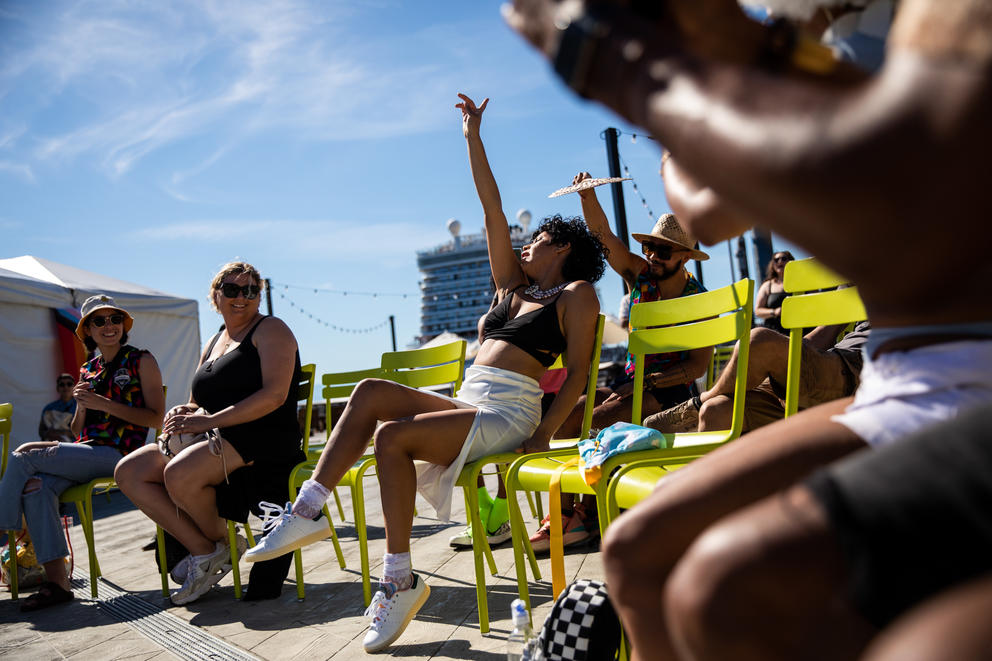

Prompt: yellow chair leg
[
  {"left": 244, "top": 524, "right": 256, "bottom": 547},
  {"left": 464, "top": 480, "right": 492, "bottom": 633},
  {"left": 156, "top": 526, "right": 169, "bottom": 597},
  {"left": 76, "top": 496, "right": 100, "bottom": 598},
  {"left": 353, "top": 477, "right": 371, "bottom": 606},
  {"left": 533, "top": 491, "right": 545, "bottom": 521},
  {"left": 332, "top": 487, "right": 346, "bottom": 521}
]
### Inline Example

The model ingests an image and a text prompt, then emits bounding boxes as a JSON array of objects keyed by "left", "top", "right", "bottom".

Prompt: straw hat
[
  {"left": 75, "top": 294, "right": 134, "bottom": 341},
  {"left": 630, "top": 214, "right": 709, "bottom": 261}
]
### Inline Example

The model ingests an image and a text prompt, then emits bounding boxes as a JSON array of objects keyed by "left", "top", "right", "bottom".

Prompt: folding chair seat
[{"left": 506, "top": 279, "right": 755, "bottom": 610}]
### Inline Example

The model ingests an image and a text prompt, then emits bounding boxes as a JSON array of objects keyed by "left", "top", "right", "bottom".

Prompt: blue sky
[{"left": 1, "top": 0, "right": 804, "bottom": 374}]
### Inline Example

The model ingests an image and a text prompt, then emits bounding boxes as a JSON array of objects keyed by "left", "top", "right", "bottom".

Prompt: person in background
[
  {"left": 755, "top": 251, "right": 795, "bottom": 334},
  {"left": 38, "top": 373, "right": 78, "bottom": 443},
  {"left": 0, "top": 295, "right": 164, "bottom": 611},
  {"left": 115, "top": 262, "right": 305, "bottom": 605}
]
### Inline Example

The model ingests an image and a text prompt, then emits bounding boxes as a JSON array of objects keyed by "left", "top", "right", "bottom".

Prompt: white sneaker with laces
[
  {"left": 170, "top": 542, "right": 230, "bottom": 605},
  {"left": 171, "top": 533, "right": 248, "bottom": 584},
  {"left": 244, "top": 501, "right": 331, "bottom": 563},
  {"left": 363, "top": 573, "right": 430, "bottom": 653},
  {"left": 449, "top": 521, "right": 513, "bottom": 548}
]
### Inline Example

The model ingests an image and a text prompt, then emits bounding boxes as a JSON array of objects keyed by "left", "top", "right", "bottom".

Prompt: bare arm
[
  {"left": 72, "top": 354, "right": 166, "bottom": 431},
  {"left": 574, "top": 171, "right": 646, "bottom": 284},
  {"left": 521, "top": 283, "right": 600, "bottom": 453},
  {"left": 754, "top": 281, "right": 776, "bottom": 321},
  {"left": 458, "top": 93, "right": 528, "bottom": 293},
  {"left": 506, "top": 0, "right": 992, "bottom": 323},
  {"left": 167, "top": 318, "right": 298, "bottom": 435},
  {"left": 645, "top": 346, "right": 713, "bottom": 390}
]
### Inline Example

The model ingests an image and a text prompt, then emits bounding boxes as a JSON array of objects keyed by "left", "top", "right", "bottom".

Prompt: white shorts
[
  {"left": 831, "top": 340, "right": 992, "bottom": 447},
  {"left": 415, "top": 364, "right": 542, "bottom": 521}
]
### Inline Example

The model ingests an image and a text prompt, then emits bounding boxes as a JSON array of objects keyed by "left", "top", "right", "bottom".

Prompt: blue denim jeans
[{"left": 0, "top": 442, "right": 121, "bottom": 564}]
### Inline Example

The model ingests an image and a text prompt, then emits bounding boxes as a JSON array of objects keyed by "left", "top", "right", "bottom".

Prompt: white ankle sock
[
  {"left": 293, "top": 479, "right": 331, "bottom": 519},
  {"left": 382, "top": 552, "right": 412, "bottom": 589}
]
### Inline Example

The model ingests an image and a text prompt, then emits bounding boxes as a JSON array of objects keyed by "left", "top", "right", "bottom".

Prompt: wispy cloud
[
  {"left": 0, "top": 160, "right": 35, "bottom": 182},
  {"left": 2, "top": 1, "right": 534, "bottom": 184}
]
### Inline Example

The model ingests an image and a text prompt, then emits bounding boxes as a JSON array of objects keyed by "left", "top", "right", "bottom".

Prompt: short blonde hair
[{"left": 208, "top": 261, "right": 264, "bottom": 312}]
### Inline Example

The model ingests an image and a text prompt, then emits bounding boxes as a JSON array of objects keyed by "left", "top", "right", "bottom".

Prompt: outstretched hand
[
  {"left": 573, "top": 171, "right": 594, "bottom": 198},
  {"left": 456, "top": 93, "right": 489, "bottom": 138}
]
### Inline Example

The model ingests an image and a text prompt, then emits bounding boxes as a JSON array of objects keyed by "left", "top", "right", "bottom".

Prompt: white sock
[
  {"left": 293, "top": 479, "right": 331, "bottom": 519},
  {"left": 382, "top": 552, "right": 412, "bottom": 589}
]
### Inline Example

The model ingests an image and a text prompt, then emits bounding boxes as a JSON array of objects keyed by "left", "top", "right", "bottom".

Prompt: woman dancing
[{"left": 244, "top": 93, "right": 607, "bottom": 652}]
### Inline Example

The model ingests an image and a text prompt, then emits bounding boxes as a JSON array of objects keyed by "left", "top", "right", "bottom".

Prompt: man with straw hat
[{"left": 528, "top": 172, "right": 711, "bottom": 553}]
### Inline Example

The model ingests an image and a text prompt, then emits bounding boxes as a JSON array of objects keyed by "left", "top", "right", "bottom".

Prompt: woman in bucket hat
[{"left": 0, "top": 294, "right": 164, "bottom": 611}]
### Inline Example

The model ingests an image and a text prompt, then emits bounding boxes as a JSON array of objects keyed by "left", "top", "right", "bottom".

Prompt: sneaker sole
[
  {"left": 244, "top": 526, "right": 330, "bottom": 563},
  {"left": 363, "top": 583, "right": 431, "bottom": 653},
  {"left": 170, "top": 567, "right": 228, "bottom": 605}
]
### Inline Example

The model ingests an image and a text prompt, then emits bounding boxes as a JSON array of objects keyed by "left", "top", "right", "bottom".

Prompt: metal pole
[
  {"left": 389, "top": 315, "right": 397, "bottom": 351},
  {"left": 735, "top": 235, "right": 750, "bottom": 280},
  {"left": 265, "top": 278, "right": 274, "bottom": 315},
  {"left": 751, "top": 227, "right": 774, "bottom": 282},
  {"left": 604, "top": 128, "right": 631, "bottom": 296}
]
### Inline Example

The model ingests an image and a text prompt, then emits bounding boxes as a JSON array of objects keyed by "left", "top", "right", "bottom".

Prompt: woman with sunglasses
[
  {"left": 116, "top": 261, "right": 304, "bottom": 605},
  {"left": 241, "top": 94, "right": 607, "bottom": 652},
  {"left": 756, "top": 251, "right": 796, "bottom": 335},
  {"left": 0, "top": 294, "right": 164, "bottom": 611}
]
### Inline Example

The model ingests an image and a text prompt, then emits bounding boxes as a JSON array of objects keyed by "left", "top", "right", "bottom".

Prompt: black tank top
[
  {"left": 764, "top": 289, "right": 788, "bottom": 334},
  {"left": 191, "top": 316, "right": 302, "bottom": 460},
  {"left": 481, "top": 286, "right": 567, "bottom": 367}
]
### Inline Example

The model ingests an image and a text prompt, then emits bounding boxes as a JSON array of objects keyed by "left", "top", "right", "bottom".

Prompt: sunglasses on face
[
  {"left": 57, "top": 381, "right": 74, "bottom": 388},
  {"left": 773, "top": 256, "right": 792, "bottom": 263},
  {"left": 641, "top": 241, "right": 680, "bottom": 260},
  {"left": 219, "top": 282, "right": 260, "bottom": 300},
  {"left": 89, "top": 314, "right": 124, "bottom": 328}
]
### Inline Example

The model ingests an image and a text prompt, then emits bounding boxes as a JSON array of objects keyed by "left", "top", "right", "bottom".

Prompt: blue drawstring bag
[{"left": 577, "top": 422, "right": 667, "bottom": 486}]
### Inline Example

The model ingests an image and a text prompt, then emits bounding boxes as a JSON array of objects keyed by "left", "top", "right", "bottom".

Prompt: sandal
[{"left": 21, "top": 581, "right": 74, "bottom": 612}]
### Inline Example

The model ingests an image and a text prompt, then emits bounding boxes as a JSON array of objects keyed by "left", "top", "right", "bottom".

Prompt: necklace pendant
[{"left": 525, "top": 281, "right": 569, "bottom": 300}]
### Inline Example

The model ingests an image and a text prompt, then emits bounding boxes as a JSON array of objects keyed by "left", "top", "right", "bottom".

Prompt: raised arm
[
  {"left": 458, "top": 93, "right": 527, "bottom": 292},
  {"left": 573, "top": 171, "right": 646, "bottom": 285}
]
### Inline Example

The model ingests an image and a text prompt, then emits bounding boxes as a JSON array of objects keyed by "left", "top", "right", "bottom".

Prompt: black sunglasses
[
  {"left": 89, "top": 313, "right": 124, "bottom": 328},
  {"left": 57, "top": 380, "right": 74, "bottom": 387},
  {"left": 219, "top": 282, "right": 260, "bottom": 300},
  {"left": 773, "top": 255, "right": 792, "bottom": 263},
  {"left": 641, "top": 241, "right": 678, "bottom": 260}
]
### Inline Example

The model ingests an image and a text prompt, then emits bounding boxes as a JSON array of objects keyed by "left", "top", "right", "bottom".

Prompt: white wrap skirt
[{"left": 415, "top": 364, "right": 543, "bottom": 521}]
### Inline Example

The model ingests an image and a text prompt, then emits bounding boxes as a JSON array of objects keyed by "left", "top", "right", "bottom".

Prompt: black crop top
[{"left": 481, "top": 286, "right": 567, "bottom": 367}]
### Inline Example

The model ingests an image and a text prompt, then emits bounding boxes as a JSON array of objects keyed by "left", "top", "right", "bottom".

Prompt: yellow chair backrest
[
  {"left": 297, "top": 364, "right": 317, "bottom": 456},
  {"left": 547, "top": 314, "right": 606, "bottom": 442},
  {"left": 320, "top": 366, "right": 388, "bottom": 439},
  {"left": 781, "top": 258, "right": 867, "bottom": 417},
  {"left": 705, "top": 344, "right": 736, "bottom": 390},
  {"left": 380, "top": 340, "right": 467, "bottom": 393},
  {"left": 628, "top": 279, "right": 754, "bottom": 434},
  {"left": 0, "top": 402, "right": 11, "bottom": 478}
]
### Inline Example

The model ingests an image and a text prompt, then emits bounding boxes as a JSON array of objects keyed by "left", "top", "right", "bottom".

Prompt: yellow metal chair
[
  {"left": 290, "top": 341, "right": 466, "bottom": 605},
  {"left": 1, "top": 402, "right": 18, "bottom": 599},
  {"left": 454, "top": 314, "right": 605, "bottom": 633},
  {"left": 705, "top": 344, "right": 736, "bottom": 390},
  {"left": 286, "top": 365, "right": 385, "bottom": 602},
  {"left": 781, "top": 258, "right": 867, "bottom": 417},
  {"left": 507, "top": 279, "right": 755, "bottom": 611}
]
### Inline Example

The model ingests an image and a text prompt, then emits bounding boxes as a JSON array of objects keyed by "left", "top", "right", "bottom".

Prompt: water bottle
[{"left": 507, "top": 599, "right": 542, "bottom": 660}]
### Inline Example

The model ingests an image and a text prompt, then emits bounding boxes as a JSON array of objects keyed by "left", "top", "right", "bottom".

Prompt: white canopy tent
[{"left": 0, "top": 256, "right": 200, "bottom": 446}]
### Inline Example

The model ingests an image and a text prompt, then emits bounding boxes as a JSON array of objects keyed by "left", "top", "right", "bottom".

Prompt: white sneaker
[
  {"left": 244, "top": 501, "right": 331, "bottom": 563},
  {"left": 170, "top": 542, "right": 230, "bottom": 605},
  {"left": 170, "top": 533, "right": 248, "bottom": 584},
  {"left": 448, "top": 521, "right": 513, "bottom": 548},
  {"left": 362, "top": 574, "right": 430, "bottom": 653}
]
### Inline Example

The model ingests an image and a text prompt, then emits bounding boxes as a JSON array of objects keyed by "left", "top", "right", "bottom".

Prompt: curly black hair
[{"left": 534, "top": 215, "right": 609, "bottom": 283}]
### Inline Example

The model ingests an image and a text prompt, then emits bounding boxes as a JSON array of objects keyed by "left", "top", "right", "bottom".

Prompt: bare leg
[
  {"left": 701, "top": 327, "right": 789, "bottom": 403},
  {"left": 42, "top": 557, "right": 70, "bottom": 592},
  {"left": 163, "top": 441, "right": 246, "bottom": 549},
  {"left": 373, "top": 408, "right": 477, "bottom": 553},
  {"left": 308, "top": 379, "right": 465, "bottom": 493},
  {"left": 601, "top": 397, "right": 864, "bottom": 661},
  {"left": 697, "top": 394, "right": 733, "bottom": 431},
  {"left": 863, "top": 575, "right": 992, "bottom": 661},
  {"left": 665, "top": 485, "right": 875, "bottom": 661}
]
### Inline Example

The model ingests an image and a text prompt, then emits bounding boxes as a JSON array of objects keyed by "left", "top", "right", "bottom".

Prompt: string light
[
  {"left": 599, "top": 129, "right": 660, "bottom": 222},
  {"left": 271, "top": 281, "right": 414, "bottom": 298},
  {"left": 276, "top": 291, "right": 392, "bottom": 334}
]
